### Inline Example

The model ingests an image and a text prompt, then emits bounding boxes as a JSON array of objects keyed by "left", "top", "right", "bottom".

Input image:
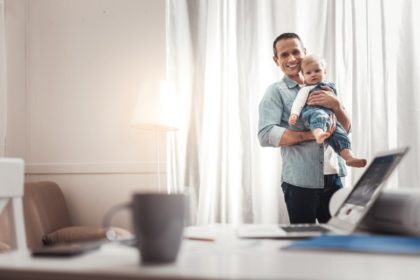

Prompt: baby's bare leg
[
  {"left": 340, "top": 149, "right": 367, "bottom": 168},
  {"left": 313, "top": 128, "right": 330, "bottom": 144}
]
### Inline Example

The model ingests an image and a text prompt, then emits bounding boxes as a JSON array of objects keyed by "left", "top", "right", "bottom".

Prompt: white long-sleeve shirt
[{"left": 290, "top": 84, "right": 317, "bottom": 117}]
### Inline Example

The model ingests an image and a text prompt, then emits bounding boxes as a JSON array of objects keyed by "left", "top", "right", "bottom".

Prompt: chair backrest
[{"left": 23, "top": 181, "right": 72, "bottom": 248}]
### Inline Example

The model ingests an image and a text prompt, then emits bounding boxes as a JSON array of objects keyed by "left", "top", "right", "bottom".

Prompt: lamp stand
[{"left": 155, "top": 128, "right": 162, "bottom": 193}]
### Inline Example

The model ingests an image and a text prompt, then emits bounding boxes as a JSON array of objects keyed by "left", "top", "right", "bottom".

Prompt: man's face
[
  {"left": 273, "top": 38, "right": 306, "bottom": 78},
  {"left": 302, "top": 60, "right": 326, "bottom": 85}
]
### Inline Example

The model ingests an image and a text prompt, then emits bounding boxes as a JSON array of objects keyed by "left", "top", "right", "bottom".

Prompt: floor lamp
[
  {"left": 132, "top": 80, "right": 178, "bottom": 193},
  {"left": 0, "top": 158, "right": 27, "bottom": 253}
]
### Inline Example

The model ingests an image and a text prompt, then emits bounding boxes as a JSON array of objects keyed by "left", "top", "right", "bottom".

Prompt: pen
[{"left": 184, "top": 236, "right": 215, "bottom": 242}]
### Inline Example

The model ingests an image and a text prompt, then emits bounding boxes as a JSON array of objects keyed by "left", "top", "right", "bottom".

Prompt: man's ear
[
  {"left": 303, "top": 48, "right": 307, "bottom": 56},
  {"left": 273, "top": 55, "right": 279, "bottom": 66}
]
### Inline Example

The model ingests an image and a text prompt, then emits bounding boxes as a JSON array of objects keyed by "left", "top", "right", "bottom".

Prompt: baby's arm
[{"left": 289, "top": 87, "right": 311, "bottom": 124}]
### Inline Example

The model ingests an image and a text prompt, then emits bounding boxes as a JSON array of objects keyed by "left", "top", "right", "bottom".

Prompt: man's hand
[
  {"left": 327, "top": 113, "right": 337, "bottom": 135},
  {"left": 288, "top": 114, "right": 298, "bottom": 125},
  {"left": 279, "top": 130, "right": 315, "bottom": 146},
  {"left": 308, "top": 86, "right": 338, "bottom": 136},
  {"left": 306, "top": 86, "right": 339, "bottom": 111}
]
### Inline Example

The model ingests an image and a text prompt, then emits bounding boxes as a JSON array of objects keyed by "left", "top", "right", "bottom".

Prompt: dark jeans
[{"left": 281, "top": 175, "right": 343, "bottom": 224}]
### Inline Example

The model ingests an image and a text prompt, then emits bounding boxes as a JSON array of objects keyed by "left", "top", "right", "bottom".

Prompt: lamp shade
[{"left": 132, "top": 80, "right": 178, "bottom": 131}]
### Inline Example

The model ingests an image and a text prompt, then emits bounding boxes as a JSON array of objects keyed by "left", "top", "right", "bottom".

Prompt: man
[{"left": 258, "top": 33, "right": 351, "bottom": 224}]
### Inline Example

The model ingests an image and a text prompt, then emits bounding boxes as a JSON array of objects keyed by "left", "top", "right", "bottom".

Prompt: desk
[{"left": 0, "top": 225, "right": 419, "bottom": 280}]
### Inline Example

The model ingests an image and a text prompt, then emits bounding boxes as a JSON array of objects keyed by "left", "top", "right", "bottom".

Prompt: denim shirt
[{"left": 258, "top": 76, "right": 346, "bottom": 189}]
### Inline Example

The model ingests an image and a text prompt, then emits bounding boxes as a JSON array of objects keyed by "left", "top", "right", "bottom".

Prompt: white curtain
[
  {"left": 0, "top": 0, "right": 7, "bottom": 156},
  {"left": 334, "top": 0, "right": 420, "bottom": 187},
  {"left": 394, "top": 0, "right": 420, "bottom": 187},
  {"left": 168, "top": 0, "right": 420, "bottom": 225}
]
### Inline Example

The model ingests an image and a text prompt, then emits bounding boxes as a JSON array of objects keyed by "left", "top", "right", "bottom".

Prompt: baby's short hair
[{"left": 301, "top": 54, "right": 326, "bottom": 70}]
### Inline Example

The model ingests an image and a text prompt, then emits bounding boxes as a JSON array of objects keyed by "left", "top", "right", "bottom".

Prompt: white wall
[
  {"left": 5, "top": 0, "right": 167, "bottom": 229},
  {"left": 4, "top": 0, "right": 26, "bottom": 159},
  {"left": 0, "top": 0, "right": 6, "bottom": 156}
]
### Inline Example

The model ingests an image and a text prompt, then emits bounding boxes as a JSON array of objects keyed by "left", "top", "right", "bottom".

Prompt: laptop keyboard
[{"left": 280, "top": 224, "right": 331, "bottom": 233}]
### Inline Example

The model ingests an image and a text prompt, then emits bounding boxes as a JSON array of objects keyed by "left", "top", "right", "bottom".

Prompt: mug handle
[{"left": 102, "top": 202, "right": 132, "bottom": 240}]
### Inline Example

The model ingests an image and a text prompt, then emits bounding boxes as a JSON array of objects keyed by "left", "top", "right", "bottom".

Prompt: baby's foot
[
  {"left": 346, "top": 157, "right": 367, "bottom": 168},
  {"left": 314, "top": 132, "right": 330, "bottom": 144}
]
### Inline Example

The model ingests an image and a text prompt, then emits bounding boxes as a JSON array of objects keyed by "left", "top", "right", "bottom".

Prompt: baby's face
[{"left": 302, "top": 61, "right": 326, "bottom": 85}]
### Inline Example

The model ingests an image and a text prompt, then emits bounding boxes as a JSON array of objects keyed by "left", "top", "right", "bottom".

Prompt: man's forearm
[
  {"left": 333, "top": 104, "right": 351, "bottom": 133},
  {"left": 306, "top": 87, "right": 352, "bottom": 133},
  {"left": 279, "top": 129, "right": 314, "bottom": 146}
]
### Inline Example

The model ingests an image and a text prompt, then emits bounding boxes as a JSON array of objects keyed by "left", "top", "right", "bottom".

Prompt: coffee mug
[
  {"left": 104, "top": 193, "right": 186, "bottom": 264},
  {"left": 132, "top": 193, "right": 185, "bottom": 264}
]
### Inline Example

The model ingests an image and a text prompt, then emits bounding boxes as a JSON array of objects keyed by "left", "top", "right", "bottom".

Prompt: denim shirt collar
[{"left": 283, "top": 75, "right": 301, "bottom": 89}]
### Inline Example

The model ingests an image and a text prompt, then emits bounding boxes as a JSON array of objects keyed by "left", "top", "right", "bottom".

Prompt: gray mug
[
  {"left": 103, "top": 193, "right": 185, "bottom": 264},
  {"left": 131, "top": 193, "right": 185, "bottom": 264}
]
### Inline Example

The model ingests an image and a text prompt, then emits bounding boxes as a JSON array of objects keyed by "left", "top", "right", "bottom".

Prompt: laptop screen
[{"left": 334, "top": 147, "right": 409, "bottom": 225}]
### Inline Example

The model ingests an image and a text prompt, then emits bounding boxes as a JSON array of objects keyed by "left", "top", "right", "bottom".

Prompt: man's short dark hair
[{"left": 272, "top": 33, "right": 305, "bottom": 57}]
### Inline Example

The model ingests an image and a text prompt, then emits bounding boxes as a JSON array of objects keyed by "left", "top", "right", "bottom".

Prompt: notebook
[
  {"left": 237, "top": 147, "right": 409, "bottom": 239},
  {"left": 284, "top": 234, "right": 420, "bottom": 255}
]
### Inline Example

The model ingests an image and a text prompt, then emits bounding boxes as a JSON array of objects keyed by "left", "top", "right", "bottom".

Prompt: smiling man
[{"left": 258, "top": 33, "right": 351, "bottom": 224}]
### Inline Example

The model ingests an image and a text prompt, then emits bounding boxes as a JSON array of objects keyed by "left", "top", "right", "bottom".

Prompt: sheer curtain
[
  {"left": 395, "top": 0, "right": 420, "bottom": 188},
  {"left": 167, "top": 0, "right": 420, "bottom": 225},
  {"left": 334, "top": 0, "right": 420, "bottom": 187}
]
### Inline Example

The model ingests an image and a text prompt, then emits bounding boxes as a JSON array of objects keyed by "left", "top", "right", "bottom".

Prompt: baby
[{"left": 288, "top": 54, "right": 366, "bottom": 168}]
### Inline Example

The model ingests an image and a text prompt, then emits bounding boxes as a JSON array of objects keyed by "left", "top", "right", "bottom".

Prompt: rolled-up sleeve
[
  {"left": 258, "top": 84, "right": 286, "bottom": 147},
  {"left": 267, "top": 125, "right": 286, "bottom": 147}
]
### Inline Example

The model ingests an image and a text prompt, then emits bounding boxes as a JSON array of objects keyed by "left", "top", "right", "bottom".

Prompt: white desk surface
[{"left": 0, "top": 225, "right": 419, "bottom": 280}]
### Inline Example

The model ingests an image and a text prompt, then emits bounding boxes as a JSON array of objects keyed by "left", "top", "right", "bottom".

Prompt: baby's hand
[{"left": 288, "top": 114, "right": 298, "bottom": 125}]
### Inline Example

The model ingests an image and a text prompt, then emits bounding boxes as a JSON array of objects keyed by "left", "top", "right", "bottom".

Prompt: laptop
[{"left": 237, "top": 147, "right": 409, "bottom": 239}]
